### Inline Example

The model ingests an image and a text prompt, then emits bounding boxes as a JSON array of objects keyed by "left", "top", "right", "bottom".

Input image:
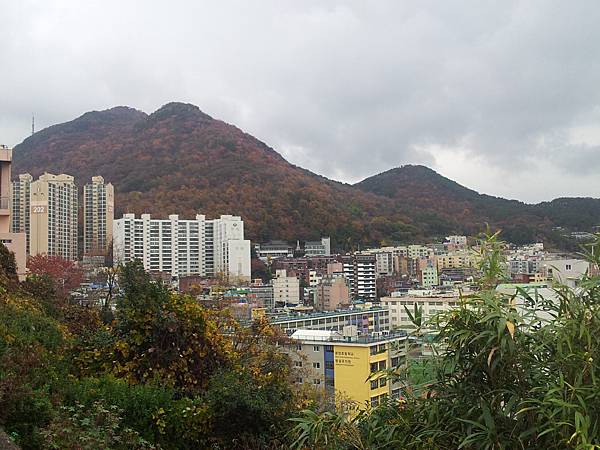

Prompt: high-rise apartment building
[
  {"left": 113, "top": 213, "right": 251, "bottom": 281},
  {"left": 29, "top": 173, "right": 78, "bottom": 260},
  {"left": 0, "top": 146, "right": 26, "bottom": 278},
  {"left": 341, "top": 254, "right": 377, "bottom": 301},
  {"left": 83, "top": 176, "right": 114, "bottom": 255},
  {"left": 10, "top": 173, "right": 32, "bottom": 254}
]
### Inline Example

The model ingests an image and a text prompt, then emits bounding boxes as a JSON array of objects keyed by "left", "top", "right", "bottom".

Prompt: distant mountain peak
[
  {"left": 148, "top": 102, "right": 213, "bottom": 122},
  {"left": 75, "top": 106, "right": 147, "bottom": 124}
]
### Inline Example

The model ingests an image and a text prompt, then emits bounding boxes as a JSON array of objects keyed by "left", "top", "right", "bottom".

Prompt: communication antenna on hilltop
[{"left": 31, "top": 113, "right": 35, "bottom": 136}]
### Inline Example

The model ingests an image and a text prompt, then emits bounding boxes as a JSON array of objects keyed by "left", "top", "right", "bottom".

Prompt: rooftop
[
  {"left": 291, "top": 328, "right": 408, "bottom": 344},
  {"left": 269, "top": 305, "right": 389, "bottom": 323}
]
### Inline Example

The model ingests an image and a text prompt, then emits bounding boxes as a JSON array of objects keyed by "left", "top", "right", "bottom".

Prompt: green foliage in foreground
[
  {"left": 289, "top": 232, "right": 600, "bottom": 449},
  {"left": 0, "top": 254, "right": 305, "bottom": 449}
]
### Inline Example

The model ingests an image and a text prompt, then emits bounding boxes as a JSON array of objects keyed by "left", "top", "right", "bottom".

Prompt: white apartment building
[
  {"left": 29, "top": 173, "right": 78, "bottom": 260},
  {"left": 272, "top": 269, "right": 300, "bottom": 306},
  {"left": 381, "top": 292, "right": 460, "bottom": 329},
  {"left": 342, "top": 254, "right": 377, "bottom": 300},
  {"left": 113, "top": 213, "right": 251, "bottom": 281},
  {"left": 83, "top": 176, "right": 114, "bottom": 255}
]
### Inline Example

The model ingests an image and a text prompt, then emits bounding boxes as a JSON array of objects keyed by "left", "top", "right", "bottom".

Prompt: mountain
[
  {"left": 13, "top": 103, "right": 415, "bottom": 247},
  {"left": 12, "top": 103, "right": 600, "bottom": 248},
  {"left": 355, "top": 165, "right": 600, "bottom": 245}
]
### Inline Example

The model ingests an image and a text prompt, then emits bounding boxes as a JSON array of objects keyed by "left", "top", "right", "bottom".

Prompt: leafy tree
[{"left": 27, "top": 254, "right": 83, "bottom": 298}]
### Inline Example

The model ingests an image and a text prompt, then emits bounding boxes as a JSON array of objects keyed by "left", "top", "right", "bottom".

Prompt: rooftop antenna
[{"left": 31, "top": 113, "right": 35, "bottom": 136}]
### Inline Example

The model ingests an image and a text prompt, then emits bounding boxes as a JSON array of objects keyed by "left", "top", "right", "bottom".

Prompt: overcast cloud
[{"left": 1, "top": 1, "right": 600, "bottom": 202}]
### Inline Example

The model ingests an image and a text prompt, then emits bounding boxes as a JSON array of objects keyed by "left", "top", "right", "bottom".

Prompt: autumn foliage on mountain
[
  {"left": 13, "top": 103, "right": 414, "bottom": 248},
  {"left": 13, "top": 102, "right": 600, "bottom": 248}
]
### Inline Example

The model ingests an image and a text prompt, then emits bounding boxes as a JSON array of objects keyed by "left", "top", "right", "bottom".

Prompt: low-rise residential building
[
  {"left": 539, "top": 258, "right": 590, "bottom": 288},
  {"left": 437, "top": 251, "right": 475, "bottom": 270},
  {"left": 304, "top": 237, "right": 331, "bottom": 256},
  {"left": 315, "top": 275, "right": 350, "bottom": 311},
  {"left": 247, "top": 283, "right": 275, "bottom": 309},
  {"left": 381, "top": 291, "right": 460, "bottom": 329},
  {"left": 272, "top": 269, "right": 300, "bottom": 306},
  {"left": 420, "top": 263, "right": 438, "bottom": 288}
]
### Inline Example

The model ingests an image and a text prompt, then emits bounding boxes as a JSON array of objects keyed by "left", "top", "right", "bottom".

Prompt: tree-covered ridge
[
  {"left": 356, "top": 165, "right": 600, "bottom": 244},
  {"left": 13, "top": 102, "right": 414, "bottom": 247},
  {"left": 13, "top": 103, "right": 600, "bottom": 248}
]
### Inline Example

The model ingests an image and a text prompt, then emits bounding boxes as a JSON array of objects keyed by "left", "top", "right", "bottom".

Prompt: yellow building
[{"left": 289, "top": 329, "right": 407, "bottom": 409}]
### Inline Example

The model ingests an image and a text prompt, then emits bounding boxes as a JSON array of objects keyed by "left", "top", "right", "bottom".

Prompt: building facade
[
  {"left": 341, "top": 254, "right": 377, "bottom": 300},
  {"left": 29, "top": 173, "right": 78, "bottom": 260},
  {"left": 315, "top": 275, "right": 350, "bottom": 311},
  {"left": 113, "top": 213, "right": 251, "bottom": 281},
  {"left": 0, "top": 146, "right": 27, "bottom": 278},
  {"left": 272, "top": 269, "right": 300, "bottom": 306},
  {"left": 304, "top": 237, "right": 331, "bottom": 256},
  {"left": 10, "top": 173, "right": 32, "bottom": 254},
  {"left": 288, "top": 329, "right": 408, "bottom": 408},
  {"left": 83, "top": 176, "right": 114, "bottom": 255}
]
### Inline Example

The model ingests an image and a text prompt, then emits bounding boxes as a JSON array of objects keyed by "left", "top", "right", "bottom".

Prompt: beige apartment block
[
  {"left": 315, "top": 275, "right": 350, "bottom": 311},
  {"left": 83, "top": 176, "right": 114, "bottom": 255},
  {"left": 0, "top": 146, "right": 27, "bottom": 279},
  {"left": 30, "top": 173, "right": 78, "bottom": 260}
]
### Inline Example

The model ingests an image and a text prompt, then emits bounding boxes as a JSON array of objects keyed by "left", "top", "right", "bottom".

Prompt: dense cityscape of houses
[{"left": 2, "top": 140, "right": 598, "bottom": 409}]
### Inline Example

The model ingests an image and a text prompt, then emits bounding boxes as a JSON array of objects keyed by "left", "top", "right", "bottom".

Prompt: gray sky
[{"left": 2, "top": 1, "right": 600, "bottom": 203}]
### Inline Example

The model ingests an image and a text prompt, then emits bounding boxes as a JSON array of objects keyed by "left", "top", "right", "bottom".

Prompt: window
[
  {"left": 379, "top": 378, "right": 387, "bottom": 387},
  {"left": 295, "top": 377, "right": 303, "bottom": 383},
  {"left": 313, "top": 346, "right": 320, "bottom": 352},
  {"left": 313, "top": 379, "right": 321, "bottom": 385},
  {"left": 566, "top": 264, "right": 572, "bottom": 270},
  {"left": 370, "top": 362, "right": 379, "bottom": 373},
  {"left": 370, "top": 396, "right": 379, "bottom": 407},
  {"left": 294, "top": 361, "right": 303, "bottom": 368},
  {"left": 391, "top": 357, "right": 399, "bottom": 367},
  {"left": 370, "top": 380, "right": 379, "bottom": 390},
  {"left": 313, "top": 362, "right": 320, "bottom": 369},
  {"left": 295, "top": 344, "right": 302, "bottom": 351},
  {"left": 378, "top": 361, "right": 386, "bottom": 371}
]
